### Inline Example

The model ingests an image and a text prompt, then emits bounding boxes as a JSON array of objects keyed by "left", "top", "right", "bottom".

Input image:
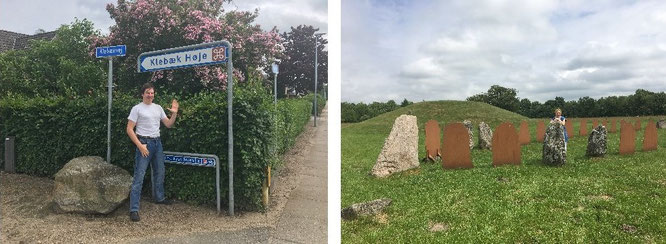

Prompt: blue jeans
[{"left": 129, "top": 137, "right": 166, "bottom": 212}]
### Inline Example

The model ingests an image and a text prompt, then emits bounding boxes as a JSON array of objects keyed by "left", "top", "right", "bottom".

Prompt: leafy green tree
[
  {"left": 518, "top": 98, "right": 532, "bottom": 117},
  {"left": 341, "top": 100, "right": 404, "bottom": 123},
  {"left": 563, "top": 100, "right": 578, "bottom": 118},
  {"left": 269, "top": 25, "right": 327, "bottom": 98},
  {"left": 401, "top": 98, "right": 412, "bottom": 107},
  {"left": 466, "top": 93, "right": 488, "bottom": 103},
  {"left": 577, "top": 96, "right": 596, "bottom": 117},
  {"left": 341, "top": 102, "right": 357, "bottom": 122},
  {"left": 0, "top": 19, "right": 104, "bottom": 97},
  {"left": 529, "top": 100, "right": 544, "bottom": 118},
  {"left": 467, "top": 85, "right": 519, "bottom": 112},
  {"left": 627, "top": 89, "right": 657, "bottom": 116}
]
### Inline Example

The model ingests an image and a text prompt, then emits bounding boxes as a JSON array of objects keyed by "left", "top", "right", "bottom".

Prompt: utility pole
[{"left": 314, "top": 38, "right": 318, "bottom": 127}]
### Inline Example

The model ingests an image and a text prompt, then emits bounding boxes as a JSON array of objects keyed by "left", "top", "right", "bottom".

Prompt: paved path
[
  {"left": 137, "top": 105, "right": 328, "bottom": 244},
  {"left": 270, "top": 105, "right": 328, "bottom": 243}
]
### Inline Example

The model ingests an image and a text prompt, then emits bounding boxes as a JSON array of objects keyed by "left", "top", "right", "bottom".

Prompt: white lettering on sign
[
  {"left": 101, "top": 48, "right": 121, "bottom": 54},
  {"left": 96, "top": 45, "right": 126, "bottom": 58},
  {"left": 165, "top": 154, "right": 216, "bottom": 167}
]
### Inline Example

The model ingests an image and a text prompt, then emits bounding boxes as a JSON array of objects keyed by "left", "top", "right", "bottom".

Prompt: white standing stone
[{"left": 371, "top": 115, "right": 419, "bottom": 178}]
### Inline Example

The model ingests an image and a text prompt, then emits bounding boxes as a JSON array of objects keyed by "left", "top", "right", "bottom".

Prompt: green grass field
[{"left": 342, "top": 101, "right": 666, "bottom": 243}]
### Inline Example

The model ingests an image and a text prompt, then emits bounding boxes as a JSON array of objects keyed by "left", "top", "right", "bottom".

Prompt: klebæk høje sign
[{"left": 138, "top": 43, "right": 228, "bottom": 72}]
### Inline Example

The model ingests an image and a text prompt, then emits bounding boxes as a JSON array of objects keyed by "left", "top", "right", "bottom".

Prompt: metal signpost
[
  {"left": 137, "top": 40, "right": 235, "bottom": 216},
  {"left": 96, "top": 45, "right": 126, "bottom": 164}
]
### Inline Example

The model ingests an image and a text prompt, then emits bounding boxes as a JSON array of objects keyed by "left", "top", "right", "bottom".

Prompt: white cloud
[
  {"left": 343, "top": 0, "right": 666, "bottom": 103},
  {"left": 0, "top": 0, "right": 114, "bottom": 34},
  {"left": 224, "top": 0, "right": 327, "bottom": 34}
]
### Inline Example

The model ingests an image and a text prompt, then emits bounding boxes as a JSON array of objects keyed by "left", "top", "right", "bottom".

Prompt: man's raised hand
[{"left": 169, "top": 99, "right": 179, "bottom": 114}]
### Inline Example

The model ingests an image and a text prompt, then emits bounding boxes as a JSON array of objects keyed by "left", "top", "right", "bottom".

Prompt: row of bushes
[{"left": 0, "top": 81, "right": 325, "bottom": 210}]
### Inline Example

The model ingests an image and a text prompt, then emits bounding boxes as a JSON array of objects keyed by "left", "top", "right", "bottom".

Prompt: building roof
[{"left": 0, "top": 29, "right": 56, "bottom": 53}]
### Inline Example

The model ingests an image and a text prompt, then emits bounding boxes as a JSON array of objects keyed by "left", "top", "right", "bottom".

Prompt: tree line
[
  {"left": 342, "top": 99, "right": 413, "bottom": 123},
  {"left": 467, "top": 85, "right": 666, "bottom": 118}
]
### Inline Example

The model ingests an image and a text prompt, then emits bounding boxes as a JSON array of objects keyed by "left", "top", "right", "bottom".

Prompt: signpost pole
[
  {"left": 106, "top": 58, "right": 113, "bottom": 164},
  {"left": 96, "top": 45, "right": 125, "bottom": 164},
  {"left": 226, "top": 44, "right": 234, "bottom": 216}
]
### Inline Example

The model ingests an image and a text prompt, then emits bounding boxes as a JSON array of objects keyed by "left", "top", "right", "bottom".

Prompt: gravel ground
[{"left": 0, "top": 122, "right": 315, "bottom": 243}]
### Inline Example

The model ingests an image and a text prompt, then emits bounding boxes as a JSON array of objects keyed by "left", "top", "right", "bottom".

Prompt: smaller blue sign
[
  {"left": 165, "top": 154, "right": 216, "bottom": 167},
  {"left": 96, "top": 45, "right": 126, "bottom": 58}
]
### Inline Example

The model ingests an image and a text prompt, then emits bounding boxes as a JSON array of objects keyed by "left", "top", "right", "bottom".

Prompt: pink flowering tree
[{"left": 89, "top": 0, "right": 283, "bottom": 94}]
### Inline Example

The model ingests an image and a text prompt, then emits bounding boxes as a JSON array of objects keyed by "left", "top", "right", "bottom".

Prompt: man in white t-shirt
[{"left": 126, "top": 83, "right": 178, "bottom": 222}]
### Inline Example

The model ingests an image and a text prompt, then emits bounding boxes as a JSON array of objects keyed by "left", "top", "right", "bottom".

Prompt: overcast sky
[
  {"left": 342, "top": 0, "right": 666, "bottom": 103},
  {"left": 0, "top": 0, "right": 327, "bottom": 35}
]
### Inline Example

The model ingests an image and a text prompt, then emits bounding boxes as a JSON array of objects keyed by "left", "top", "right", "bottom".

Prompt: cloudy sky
[
  {"left": 0, "top": 0, "right": 327, "bottom": 35},
  {"left": 342, "top": 0, "right": 666, "bottom": 103}
]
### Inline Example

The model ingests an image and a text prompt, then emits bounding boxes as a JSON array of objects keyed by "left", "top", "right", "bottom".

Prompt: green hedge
[{"left": 0, "top": 82, "right": 326, "bottom": 210}]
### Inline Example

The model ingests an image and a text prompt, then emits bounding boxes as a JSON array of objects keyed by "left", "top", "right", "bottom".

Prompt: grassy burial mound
[{"left": 342, "top": 101, "right": 666, "bottom": 243}]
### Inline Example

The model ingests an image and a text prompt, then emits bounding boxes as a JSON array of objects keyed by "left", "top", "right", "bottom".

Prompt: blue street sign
[
  {"left": 161, "top": 151, "right": 222, "bottom": 214},
  {"left": 96, "top": 45, "right": 126, "bottom": 58},
  {"left": 137, "top": 42, "right": 229, "bottom": 72},
  {"left": 164, "top": 153, "right": 216, "bottom": 167}
]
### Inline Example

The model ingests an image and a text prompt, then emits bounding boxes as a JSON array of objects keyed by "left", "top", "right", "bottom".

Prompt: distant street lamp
[
  {"left": 314, "top": 33, "right": 325, "bottom": 127},
  {"left": 272, "top": 63, "right": 278, "bottom": 105}
]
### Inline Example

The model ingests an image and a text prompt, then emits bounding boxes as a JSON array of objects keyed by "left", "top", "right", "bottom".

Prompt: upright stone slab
[
  {"left": 536, "top": 121, "right": 546, "bottom": 142},
  {"left": 657, "top": 119, "right": 666, "bottom": 129},
  {"left": 462, "top": 120, "right": 474, "bottom": 149},
  {"left": 592, "top": 120, "right": 598, "bottom": 130},
  {"left": 478, "top": 122, "right": 493, "bottom": 150},
  {"left": 602, "top": 120, "right": 608, "bottom": 128},
  {"left": 610, "top": 119, "right": 617, "bottom": 133},
  {"left": 371, "top": 115, "right": 419, "bottom": 178},
  {"left": 565, "top": 119, "right": 574, "bottom": 139},
  {"left": 543, "top": 121, "right": 567, "bottom": 166},
  {"left": 586, "top": 125, "right": 607, "bottom": 157},
  {"left": 424, "top": 120, "right": 441, "bottom": 161},
  {"left": 635, "top": 119, "right": 641, "bottom": 131},
  {"left": 619, "top": 120, "right": 636, "bottom": 155},
  {"left": 580, "top": 119, "right": 588, "bottom": 136},
  {"left": 492, "top": 122, "right": 521, "bottom": 166},
  {"left": 642, "top": 121, "right": 658, "bottom": 151},
  {"left": 441, "top": 123, "right": 473, "bottom": 169},
  {"left": 53, "top": 156, "right": 133, "bottom": 214},
  {"left": 518, "top": 121, "right": 530, "bottom": 145}
]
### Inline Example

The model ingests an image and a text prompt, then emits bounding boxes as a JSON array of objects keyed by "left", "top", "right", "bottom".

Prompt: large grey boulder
[
  {"left": 371, "top": 115, "right": 419, "bottom": 178},
  {"left": 53, "top": 156, "right": 133, "bottom": 214},
  {"left": 543, "top": 121, "right": 567, "bottom": 166},
  {"left": 586, "top": 125, "right": 607, "bottom": 157},
  {"left": 658, "top": 119, "right": 666, "bottom": 129},
  {"left": 478, "top": 122, "right": 492, "bottom": 150},
  {"left": 341, "top": 198, "right": 392, "bottom": 220}
]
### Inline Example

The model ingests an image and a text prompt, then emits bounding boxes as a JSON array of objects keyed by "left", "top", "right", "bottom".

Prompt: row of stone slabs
[
  {"left": 534, "top": 118, "right": 643, "bottom": 143},
  {"left": 370, "top": 115, "right": 660, "bottom": 178}
]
